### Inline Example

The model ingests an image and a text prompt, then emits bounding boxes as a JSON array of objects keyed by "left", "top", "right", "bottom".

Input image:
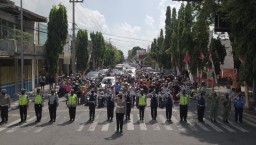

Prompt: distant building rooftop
[{"left": 0, "top": 0, "right": 47, "bottom": 22}]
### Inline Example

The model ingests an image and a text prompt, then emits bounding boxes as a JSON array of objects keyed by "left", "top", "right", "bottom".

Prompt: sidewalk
[{"left": 9, "top": 85, "right": 51, "bottom": 112}]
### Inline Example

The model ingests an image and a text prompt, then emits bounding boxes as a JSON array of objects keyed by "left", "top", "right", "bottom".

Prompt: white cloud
[
  {"left": 12, "top": 0, "right": 109, "bottom": 34},
  {"left": 145, "top": 15, "right": 155, "bottom": 27}
]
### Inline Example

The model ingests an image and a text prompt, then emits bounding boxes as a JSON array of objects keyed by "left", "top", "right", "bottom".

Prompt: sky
[{"left": 13, "top": 0, "right": 183, "bottom": 57}]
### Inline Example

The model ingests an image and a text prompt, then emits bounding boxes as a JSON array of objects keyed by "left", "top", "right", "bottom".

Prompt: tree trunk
[
  {"left": 253, "top": 80, "right": 256, "bottom": 109},
  {"left": 54, "top": 73, "right": 58, "bottom": 90},
  {"left": 244, "top": 81, "right": 250, "bottom": 109}
]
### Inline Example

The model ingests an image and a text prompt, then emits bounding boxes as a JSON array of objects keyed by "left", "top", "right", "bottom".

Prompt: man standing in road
[
  {"left": 107, "top": 93, "right": 114, "bottom": 121},
  {"left": 223, "top": 93, "right": 231, "bottom": 123},
  {"left": 0, "top": 89, "right": 11, "bottom": 124},
  {"left": 177, "top": 90, "right": 189, "bottom": 122},
  {"left": 150, "top": 90, "right": 158, "bottom": 121},
  {"left": 18, "top": 89, "right": 29, "bottom": 123},
  {"left": 210, "top": 92, "right": 219, "bottom": 122},
  {"left": 125, "top": 91, "right": 132, "bottom": 120},
  {"left": 165, "top": 91, "right": 173, "bottom": 121},
  {"left": 233, "top": 92, "right": 244, "bottom": 123},
  {"left": 34, "top": 89, "right": 44, "bottom": 123},
  {"left": 88, "top": 90, "right": 96, "bottom": 121},
  {"left": 67, "top": 90, "right": 77, "bottom": 122},
  {"left": 138, "top": 89, "right": 146, "bottom": 121},
  {"left": 197, "top": 91, "right": 206, "bottom": 123},
  {"left": 48, "top": 90, "right": 59, "bottom": 122}
]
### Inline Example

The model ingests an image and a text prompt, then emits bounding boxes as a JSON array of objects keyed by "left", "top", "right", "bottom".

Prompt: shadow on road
[
  {"left": 36, "top": 121, "right": 53, "bottom": 127},
  {"left": 104, "top": 132, "right": 123, "bottom": 140},
  {"left": 58, "top": 120, "right": 73, "bottom": 126},
  {"left": 21, "top": 121, "right": 37, "bottom": 128}
]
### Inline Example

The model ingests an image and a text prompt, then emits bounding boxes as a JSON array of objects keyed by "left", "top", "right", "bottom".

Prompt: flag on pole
[
  {"left": 199, "top": 51, "right": 204, "bottom": 60},
  {"left": 183, "top": 51, "right": 190, "bottom": 64}
]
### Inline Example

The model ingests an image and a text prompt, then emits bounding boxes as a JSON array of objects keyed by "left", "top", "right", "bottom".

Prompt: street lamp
[
  {"left": 69, "top": 0, "right": 83, "bottom": 74},
  {"left": 20, "top": 0, "right": 24, "bottom": 89}
]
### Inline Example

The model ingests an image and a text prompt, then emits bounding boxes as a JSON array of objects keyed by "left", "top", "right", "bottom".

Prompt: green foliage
[
  {"left": 90, "top": 32, "right": 106, "bottom": 69},
  {"left": 76, "top": 29, "right": 89, "bottom": 72},
  {"left": 45, "top": 4, "right": 68, "bottom": 75},
  {"left": 163, "top": 6, "right": 172, "bottom": 68}
]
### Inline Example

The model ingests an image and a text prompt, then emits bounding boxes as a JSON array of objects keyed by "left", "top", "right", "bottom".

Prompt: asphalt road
[{"left": 1, "top": 98, "right": 256, "bottom": 145}]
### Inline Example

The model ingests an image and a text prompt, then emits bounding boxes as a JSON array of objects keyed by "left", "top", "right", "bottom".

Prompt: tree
[
  {"left": 209, "top": 38, "right": 227, "bottom": 75},
  {"left": 90, "top": 32, "right": 105, "bottom": 69},
  {"left": 45, "top": 4, "right": 68, "bottom": 77},
  {"left": 163, "top": 6, "right": 172, "bottom": 69},
  {"left": 76, "top": 29, "right": 89, "bottom": 76},
  {"left": 128, "top": 46, "right": 142, "bottom": 60}
]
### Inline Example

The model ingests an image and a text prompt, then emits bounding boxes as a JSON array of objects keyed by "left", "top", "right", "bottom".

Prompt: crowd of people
[{"left": 0, "top": 67, "right": 246, "bottom": 134}]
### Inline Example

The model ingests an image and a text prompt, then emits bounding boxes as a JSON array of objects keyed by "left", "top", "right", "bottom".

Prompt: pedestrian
[
  {"left": 114, "top": 93, "right": 126, "bottom": 134},
  {"left": 138, "top": 89, "right": 146, "bottom": 121},
  {"left": 177, "top": 90, "right": 189, "bottom": 122},
  {"left": 66, "top": 90, "right": 77, "bottom": 122},
  {"left": 125, "top": 92, "right": 132, "bottom": 120},
  {"left": 197, "top": 91, "right": 206, "bottom": 123},
  {"left": 165, "top": 91, "right": 173, "bottom": 121},
  {"left": 88, "top": 90, "right": 96, "bottom": 121},
  {"left": 223, "top": 93, "right": 231, "bottom": 123},
  {"left": 18, "top": 89, "right": 29, "bottom": 123},
  {"left": 39, "top": 75, "right": 46, "bottom": 91},
  {"left": 129, "top": 85, "right": 136, "bottom": 107},
  {"left": 34, "top": 89, "right": 44, "bottom": 123},
  {"left": 233, "top": 92, "right": 244, "bottom": 123},
  {"left": 210, "top": 92, "right": 219, "bottom": 122},
  {"left": 48, "top": 90, "right": 59, "bottom": 122},
  {"left": 107, "top": 93, "right": 114, "bottom": 121},
  {"left": 0, "top": 89, "right": 11, "bottom": 124},
  {"left": 150, "top": 90, "right": 158, "bottom": 121}
]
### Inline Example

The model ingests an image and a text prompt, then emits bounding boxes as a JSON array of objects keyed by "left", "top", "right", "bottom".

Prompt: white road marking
[
  {"left": 0, "top": 119, "right": 21, "bottom": 132},
  {"left": 159, "top": 114, "right": 173, "bottom": 130},
  {"left": 101, "top": 122, "right": 110, "bottom": 131},
  {"left": 195, "top": 121, "right": 210, "bottom": 131},
  {"left": 137, "top": 114, "right": 147, "bottom": 130},
  {"left": 127, "top": 114, "right": 134, "bottom": 130},
  {"left": 243, "top": 118, "right": 256, "bottom": 128},
  {"left": 88, "top": 112, "right": 101, "bottom": 131},
  {"left": 34, "top": 116, "right": 48, "bottom": 133},
  {"left": 204, "top": 118, "right": 224, "bottom": 132},
  {"left": 6, "top": 116, "right": 37, "bottom": 133},
  {"left": 217, "top": 116, "right": 236, "bottom": 132}
]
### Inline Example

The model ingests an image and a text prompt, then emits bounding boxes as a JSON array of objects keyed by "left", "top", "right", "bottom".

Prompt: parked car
[
  {"left": 100, "top": 77, "right": 116, "bottom": 88},
  {"left": 85, "top": 71, "right": 99, "bottom": 80}
]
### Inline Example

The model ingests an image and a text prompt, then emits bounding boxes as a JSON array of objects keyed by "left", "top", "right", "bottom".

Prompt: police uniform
[
  {"left": 138, "top": 91, "right": 146, "bottom": 120},
  {"left": 125, "top": 93, "right": 132, "bottom": 120},
  {"left": 107, "top": 93, "right": 114, "bottom": 121},
  {"left": 0, "top": 89, "right": 11, "bottom": 123},
  {"left": 179, "top": 92, "right": 189, "bottom": 122},
  {"left": 48, "top": 91, "right": 59, "bottom": 122},
  {"left": 67, "top": 93, "right": 77, "bottom": 121},
  {"left": 197, "top": 93, "right": 205, "bottom": 122},
  {"left": 150, "top": 93, "right": 158, "bottom": 120},
  {"left": 34, "top": 90, "right": 43, "bottom": 122},
  {"left": 19, "top": 89, "right": 29, "bottom": 123},
  {"left": 165, "top": 92, "right": 173, "bottom": 121},
  {"left": 88, "top": 91, "right": 96, "bottom": 121}
]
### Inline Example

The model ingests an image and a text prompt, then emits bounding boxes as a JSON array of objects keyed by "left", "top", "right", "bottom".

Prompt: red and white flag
[
  {"left": 199, "top": 51, "right": 204, "bottom": 60},
  {"left": 183, "top": 51, "right": 190, "bottom": 64}
]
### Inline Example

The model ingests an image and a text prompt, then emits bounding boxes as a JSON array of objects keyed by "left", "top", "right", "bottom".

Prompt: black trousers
[
  {"left": 69, "top": 106, "right": 76, "bottom": 120},
  {"left": 235, "top": 107, "right": 243, "bottom": 122},
  {"left": 89, "top": 104, "right": 95, "bottom": 120},
  {"left": 19, "top": 105, "right": 27, "bottom": 122},
  {"left": 166, "top": 107, "right": 172, "bottom": 120},
  {"left": 151, "top": 107, "right": 157, "bottom": 119},
  {"left": 197, "top": 105, "right": 205, "bottom": 122},
  {"left": 0, "top": 106, "right": 9, "bottom": 122},
  {"left": 34, "top": 104, "right": 42, "bottom": 121},
  {"left": 179, "top": 105, "right": 188, "bottom": 121},
  {"left": 116, "top": 113, "right": 124, "bottom": 131},
  {"left": 126, "top": 103, "right": 131, "bottom": 119},
  {"left": 107, "top": 106, "right": 114, "bottom": 120},
  {"left": 132, "top": 95, "right": 136, "bottom": 107},
  {"left": 49, "top": 104, "right": 57, "bottom": 121},
  {"left": 139, "top": 106, "right": 145, "bottom": 120}
]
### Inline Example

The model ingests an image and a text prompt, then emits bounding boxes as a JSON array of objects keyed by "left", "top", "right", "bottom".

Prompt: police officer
[
  {"left": 0, "top": 89, "right": 11, "bottom": 124},
  {"left": 125, "top": 92, "right": 132, "bottom": 120},
  {"left": 18, "top": 89, "right": 29, "bottom": 123},
  {"left": 223, "top": 93, "right": 231, "bottom": 123},
  {"left": 138, "top": 89, "right": 146, "bottom": 121},
  {"left": 88, "top": 90, "right": 96, "bottom": 121},
  {"left": 197, "top": 91, "right": 206, "bottom": 123},
  {"left": 210, "top": 92, "right": 219, "bottom": 123},
  {"left": 165, "top": 91, "right": 173, "bottom": 121},
  {"left": 48, "top": 90, "right": 59, "bottom": 122},
  {"left": 178, "top": 90, "right": 189, "bottom": 122},
  {"left": 67, "top": 90, "right": 77, "bottom": 122},
  {"left": 107, "top": 93, "right": 114, "bottom": 121},
  {"left": 150, "top": 90, "right": 158, "bottom": 121},
  {"left": 34, "top": 89, "right": 44, "bottom": 123}
]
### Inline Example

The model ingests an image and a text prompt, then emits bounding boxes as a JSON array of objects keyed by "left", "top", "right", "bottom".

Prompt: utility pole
[
  {"left": 20, "top": 0, "right": 24, "bottom": 89},
  {"left": 69, "top": 0, "right": 83, "bottom": 74}
]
